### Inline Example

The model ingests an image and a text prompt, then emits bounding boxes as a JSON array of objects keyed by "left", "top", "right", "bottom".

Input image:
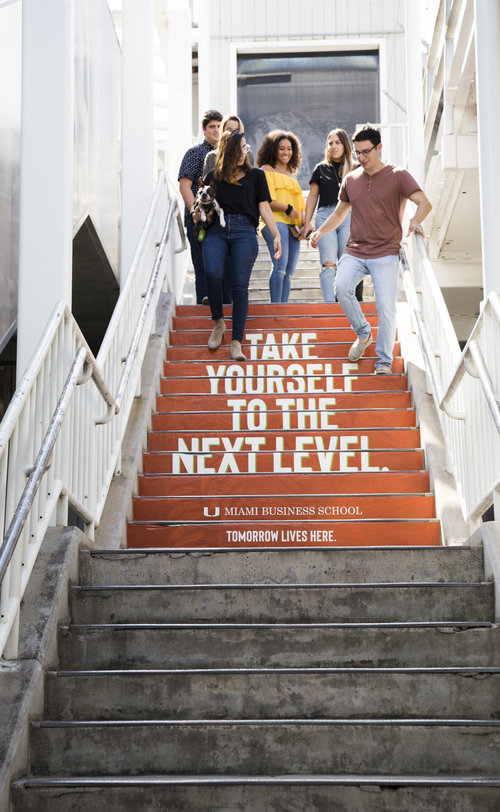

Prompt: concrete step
[
  {"left": 78, "top": 547, "right": 486, "bottom": 586},
  {"left": 58, "top": 621, "right": 499, "bottom": 671},
  {"left": 28, "top": 719, "right": 500, "bottom": 776},
  {"left": 68, "top": 582, "right": 494, "bottom": 625},
  {"left": 44, "top": 667, "right": 500, "bottom": 721},
  {"left": 12, "top": 775, "right": 500, "bottom": 812}
]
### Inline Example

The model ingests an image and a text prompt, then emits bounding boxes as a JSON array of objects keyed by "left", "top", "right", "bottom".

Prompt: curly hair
[
  {"left": 214, "top": 130, "right": 251, "bottom": 184},
  {"left": 256, "top": 129, "right": 302, "bottom": 174},
  {"left": 324, "top": 128, "right": 355, "bottom": 178}
]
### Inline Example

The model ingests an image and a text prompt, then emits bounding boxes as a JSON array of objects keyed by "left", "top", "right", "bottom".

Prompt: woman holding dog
[
  {"left": 301, "top": 128, "right": 362, "bottom": 302},
  {"left": 200, "top": 129, "right": 281, "bottom": 361},
  {"left": 256, "top": 129, "right": 305, "bottom": 303}
]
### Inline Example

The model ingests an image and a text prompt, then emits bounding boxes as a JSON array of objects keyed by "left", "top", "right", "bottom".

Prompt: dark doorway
[{"left": 238, "top": 50, "right": 380, "bottom": 188}]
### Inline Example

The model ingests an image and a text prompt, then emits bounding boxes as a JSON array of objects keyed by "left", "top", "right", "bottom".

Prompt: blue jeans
[
  {"left": 315, "top": 206, "right": 351, "bottom": 303},
  {"left": 202, "top": 214, "right": 258, "bottom": 342},
  {"left": 335, "top": 253, "right": 400, "bottom": 369},
  {"left": 262, "top": 221, "right": 301, "bottom": 303}
]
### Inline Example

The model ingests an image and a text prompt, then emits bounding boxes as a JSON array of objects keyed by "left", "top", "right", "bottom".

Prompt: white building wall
[{"left": 197, "top": 0, "right": 408, "bottom": 168}]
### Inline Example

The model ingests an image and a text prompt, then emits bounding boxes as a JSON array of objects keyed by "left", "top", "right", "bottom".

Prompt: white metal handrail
[
  {"left": 401, "top": 232, "right": 500, "bottom": 532},
  {"left": 0, "top": 173, "right": 186, "bottom": 658}
]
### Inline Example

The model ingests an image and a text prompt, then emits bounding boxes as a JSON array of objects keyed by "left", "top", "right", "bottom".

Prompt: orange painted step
[
  {"left": 132, "top": 494, "right": 436, "bottom": 523},
  {"left": 159, "top": 372, "right": 408, "bottom": 394},
  {"left": 152, "top": 408, "right": 417, "bottom": 432},
  {"left": 148, "top": 428, "right": 421, "bottom": 451},
  {"left": 142, "top": 449, "right": 424, "bottom": 475},
  {"left": 170, "top": 328, "right": 378, "bottom": 346},
  {"left": 155, "top": 391, "right": 412, "bottom": 413},
  {"left": 171, "top": 316, "right": 378, "bottom": 330},
  {"left": 165, "top": 342, "right": 401, "bottom": 362},
  {"left": 176, "top": 303, "right": 379, "bottom": 317},
  {"left": 163, "top": 358, "right": 406, "bottom": 377},
  {"left": 127, "top": 519, "right": 441, "bottom": 548},
  {"left": 138, "top": 471, "right": 430, "bottom": 497}
]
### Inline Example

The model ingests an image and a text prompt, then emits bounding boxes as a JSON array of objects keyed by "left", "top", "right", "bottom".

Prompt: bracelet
[{"left": 285, "top": 204, "right": 293, "bottom": 216}]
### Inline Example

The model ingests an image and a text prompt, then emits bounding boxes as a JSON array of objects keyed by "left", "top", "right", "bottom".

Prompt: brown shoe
[
  {"left": 348, "top": 331, "right": 373, "bottom": 361},
  {"left": 208, "top": 319, "right": 226, "bottom": 350},
  {"left": 230, "top": 340, "right": 246, "bottom": 361}
]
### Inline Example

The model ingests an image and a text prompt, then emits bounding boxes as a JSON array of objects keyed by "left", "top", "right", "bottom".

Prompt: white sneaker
[
  {"left": 375, "top": 365, "right": 392, "bottom": 375},
  {"left": 348, "top": 331, "right": 373, "bottom": 361}
]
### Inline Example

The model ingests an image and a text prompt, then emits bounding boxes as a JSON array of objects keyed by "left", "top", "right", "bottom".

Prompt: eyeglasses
[{"left": 354, "top": 145, "right": 376, "bottom": 158}]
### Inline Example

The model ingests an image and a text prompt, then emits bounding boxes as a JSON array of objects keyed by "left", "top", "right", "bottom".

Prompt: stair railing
[
  {"left": 0, "top": 172, "right": 186, "bottom": 659},
  {"left": 400, "top": 233, "right": 500, "bottom": 533}
]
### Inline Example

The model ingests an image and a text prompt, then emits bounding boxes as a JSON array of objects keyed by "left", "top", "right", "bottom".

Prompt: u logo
[{"left": 203, "top": 506, "right": 220, "bottom": 518}]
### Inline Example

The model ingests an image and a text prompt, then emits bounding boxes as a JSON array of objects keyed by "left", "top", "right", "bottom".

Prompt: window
[{"left": 238, "top": 51, "right": 380, "bottom": 187}]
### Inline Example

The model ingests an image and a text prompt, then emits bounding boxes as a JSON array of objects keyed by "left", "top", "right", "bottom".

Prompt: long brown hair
[
  {"left": 256, "top": 129, "right": 302, "bottom": 175},
  {"left": 214, "top": 130, "right": 251, "bottom": 184},
  {"left": 324, "top": 128, "right": 354, "bottom": 178}
]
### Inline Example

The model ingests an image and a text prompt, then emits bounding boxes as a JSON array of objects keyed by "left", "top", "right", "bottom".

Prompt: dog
[{"left": 193, "top": 182, "right": 226, "bottom": 242}]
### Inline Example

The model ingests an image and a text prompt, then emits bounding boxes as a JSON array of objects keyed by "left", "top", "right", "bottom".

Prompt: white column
[
  {"left": 196, "top": 2, "right": 212, "bottom": 128},
  {"left": 164, "top": 1, "right": 192, "bottom": 182},
  {"left": 17, "top": 0, "right": 74, "bottom": 383},
  {"left": 474, "top": 0, "right": 500, "bottom": 297},
  {"left": 404, "top": 0, "right": 425, "bottom": 184},
  {"left": 120, "top": 0, "right": 154, "bottom": 280}
]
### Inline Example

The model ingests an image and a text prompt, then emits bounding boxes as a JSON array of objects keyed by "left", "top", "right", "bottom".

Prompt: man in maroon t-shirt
[{"left": 311, "top": 125, "right": 431, "bottom": 374}]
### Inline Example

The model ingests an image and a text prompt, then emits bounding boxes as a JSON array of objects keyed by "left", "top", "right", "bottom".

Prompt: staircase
[
  {"left": 10, "top": 273, "right": 500, "bottom": 808},
  {"left": 11, "top": 546, "right": 500, "bottom": 809},
  {"left": 128, "top": 299, "right": 438, "bottom": 549}
]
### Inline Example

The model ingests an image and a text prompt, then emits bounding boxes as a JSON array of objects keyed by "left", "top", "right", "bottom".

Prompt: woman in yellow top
[{"left": 256, "top": 130, "right": 305, "bottom": 303}]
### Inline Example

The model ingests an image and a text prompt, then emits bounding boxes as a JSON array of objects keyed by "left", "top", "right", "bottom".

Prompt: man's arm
[
  {"left": 310, "top": 200, "right": 351, "bottom": 248},
  {"left": 406, "top": 189, "right": 432, "bottom": 236},
  {"left": 179, "top": 177, "right": 195, "bottom": 214}
]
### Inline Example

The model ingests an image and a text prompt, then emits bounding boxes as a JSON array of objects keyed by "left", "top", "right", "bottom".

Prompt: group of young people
[{"left": 178, "top": 110, "right": 431, "bottom": 372}]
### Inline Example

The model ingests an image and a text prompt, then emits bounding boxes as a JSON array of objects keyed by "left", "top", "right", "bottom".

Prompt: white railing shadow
[{"left": 0, "top": 173, "right": 187, "bottom": 658}]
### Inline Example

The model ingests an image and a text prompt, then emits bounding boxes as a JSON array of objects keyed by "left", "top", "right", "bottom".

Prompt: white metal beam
[{"left": 17, "top": 0, "right": 74, "bottom": 384}]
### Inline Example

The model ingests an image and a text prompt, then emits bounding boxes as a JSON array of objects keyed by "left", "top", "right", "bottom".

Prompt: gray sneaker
[
  {"left": 374, "top": 364, "right": 392, "bottom": 375},
  {"left": 348, "top": 331, "right": 373, "bottom": 361}
]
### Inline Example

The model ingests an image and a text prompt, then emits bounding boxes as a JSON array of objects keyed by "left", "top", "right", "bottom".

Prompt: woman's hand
[
  {"left": 310, "top": 229, "right": 322, "bottom": 249},
  {"left": 273, "top": 232, "right": 282, "bottom": 259},
  {"left": 289, "top": 207, "right": 299, "bottom": 220},
  {"left": 191, "top": 209, "right": 202, "bottom": 223},
  {"left": 300, "top": 222, "right": 313, "bottom": 240}
]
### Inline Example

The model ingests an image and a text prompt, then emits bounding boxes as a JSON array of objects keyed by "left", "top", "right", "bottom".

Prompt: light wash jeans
[
  {"left": 262, "top": 221, "right": 301, "bottom": 303},
  {"left": 335, "top": 253, "right": 400, "bottom": 369},
  {"left": 315, "top": 206, "right": 351, "bottom": 303}
]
